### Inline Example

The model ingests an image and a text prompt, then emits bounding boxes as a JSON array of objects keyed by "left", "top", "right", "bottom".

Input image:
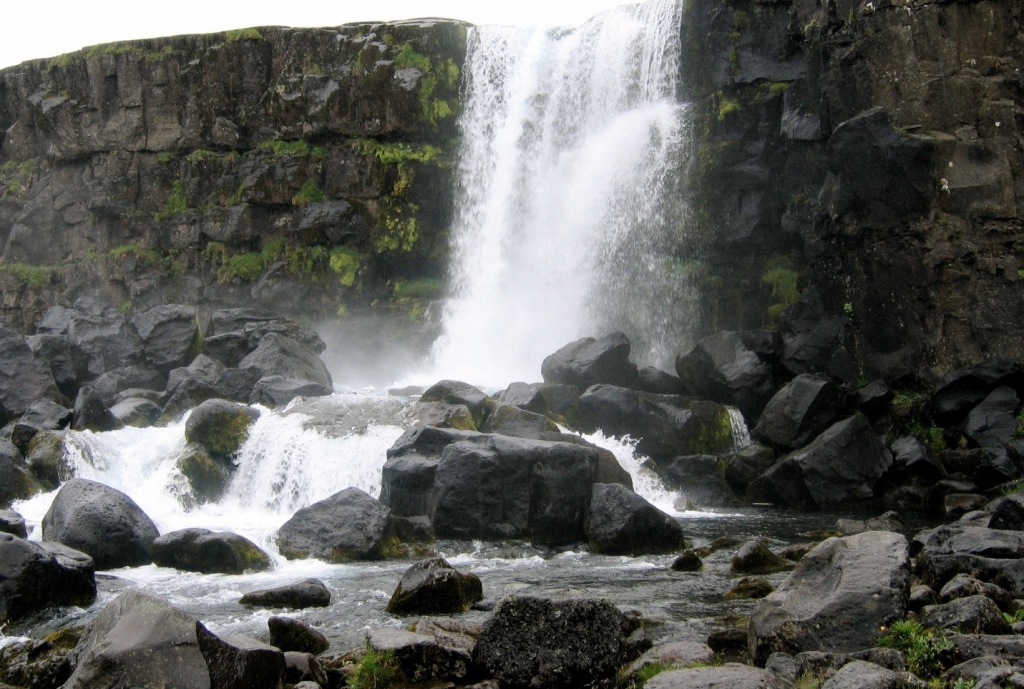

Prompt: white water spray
[{"left": 431, "top": 0, "right": 695, "bottom": 386}]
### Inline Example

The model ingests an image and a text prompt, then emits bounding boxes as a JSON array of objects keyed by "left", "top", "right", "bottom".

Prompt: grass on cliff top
[
  {"left": 225, "top": 28, "right": 263, "bottom": 43},
  {"left": 0, "top": 263, "right": 58, "bottom": 288},
  {"left": 154, "top": 181, "right": 188, "bottom": 222},
  {"left": 258, "top": 138, "right": 327, "bottom": 159}
]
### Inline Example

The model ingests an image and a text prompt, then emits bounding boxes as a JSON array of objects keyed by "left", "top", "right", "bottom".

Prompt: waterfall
[{"left": 430, "top": 0, "right": 695, "bottom": 386}]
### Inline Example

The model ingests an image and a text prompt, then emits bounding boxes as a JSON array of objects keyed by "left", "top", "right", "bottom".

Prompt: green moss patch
[
  {"left": 154, "top": 181, "right": 188, "bottom": 221},
  {"left": 0, "top": 263, "right": 58, "bottom": 288}
]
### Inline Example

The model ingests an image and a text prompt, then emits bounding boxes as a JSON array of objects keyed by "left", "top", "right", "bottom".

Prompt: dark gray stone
[
  {"left": 385, "top": 557, "right": 483, "bottom": 616},
  {"left": 184, "top": 398, "right": 259, "bottom": 458},
  {"left": 26, "top": 333, "right": 88, "bottom": 399},
  {"left": 645, "top": 663, "right": 794, "bottom": 689},
  {"left": 367, "top": 628, "right": 472, "bottom": 685},
  {"left": 11, "top": 399, "right": 72, "bottom": 454},
  {"left": 239, "top": 579, "right": 331, "bottom": 609},
  {"left": 239, "top": 333, "right": 332, "bottom": 390},
  {"left": 479, "top": 404, "right": 559, "bottom": 439},
  {"left": 965, "top": 387, "right": 1020, "bottom": 449},
  {"left": 276, "top": 487, "right": 393, "bottom": 562},
  {"left": 0, "top": 533, "right": 95, "bottom": 625},
  {"left": 249, "top": 375, "right": 332, "bottom": 408},
  {"left": 919, "top": 595, "right": 1012, "bottom": 635},
  {"left": 493, "top": 382, "right": 547, "bottom": 413},
  {"left": 268, "top": 616, "right": 329, "bottom": 655},
  {"left": 0, "top": 321, "right": 62, "bottom": 418},
  {"left": 675, "top": 330, "right": 776, "bottom": 424},
  {"left": 542, "top": 331, "right": 638, "bottom": 390},
  {"left": 753, "top": 373, "right": 843, "bottom": 451},
  {"left": 0, "top": 510, "right": 26, "bottom": 538},
  {"left": 586, "top": 483, "right": 685, "bottom": 555},
  {"left": 151, "top": 528, "right": 273, "bottom": 574},
  {"left": 109, "top": 397, "right": 162, "bottom": 428},
  {"left": 131, "top": 304, "right": 200, "bottom": 372},
  {"left": 71, "top": 386, "right": 120, "bottom": 432}
]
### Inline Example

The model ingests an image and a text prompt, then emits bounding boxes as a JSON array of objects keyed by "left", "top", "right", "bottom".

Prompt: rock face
[
  {"left": 131, "top": 304, "right": 199, "bottom": 372},
  {"left": 645, "top": 663, "right": 793, "bottom": 689},
  {"left": 385, "top": 558, "right": 483, "bottom": 616},
  {"left": 64, "top": 590, "right": 286, "bottom": 689},
  {"left": 474, "top": 596, "right": 635, "bottom": 689},
  {"left": 41, "top": 478, "right": 160, "bottom": 569},
  {"left": 585, "top": 483, "right": 685, "bottom": 555},
  {"left": 675, "top": 331, "right": 776, "bottom": 424},
  {"left": 750, "top": 531, "right": 911, "bottom": 665},
  {"left": 0, "top": 321, "right": 61, "bottom": 417},
  {"left": 913, "top": 525, "right": 1024, "bottom": 596},
  {"left": 752, "top": 374, "right": 843, "bottom": 452},
  {"left": 276, "top": 487, "right": 394, "bottom": 562},
  {"left": 0, "top": 533, "right": 96, "bottom": 625},
  {"left": 151, "top": 528, "right": 273, "bottom": 574}
]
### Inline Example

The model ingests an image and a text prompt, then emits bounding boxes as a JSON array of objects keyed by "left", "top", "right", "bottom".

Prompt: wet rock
[
  {"left": 632, "top": 366, "right": 684, "bottom": 395},
  {"left": 0, "top": 633, "right": 79, "bottom": 689},
  {"left": 749, "top": 415, "right": 890, "bottom": 510},
  {"left": 731, "top": 539, "right": 792, "bottom": 575},
  {"left": 166, "top": 354, "right": 225, "bottom": 393},
  {"left": 240, "top": 333, "right": 332, "bottom": 390},
  {"left": 836, "top": 511, "right": 904, "bottom": 536},
  {"left": 645, "top": 663, "right": 793, "bottom": 689},
  {"left": 946, "top": 494, "right": 988, "bottom": 516},
  {"left": 367, "top": 627, "right": 472, "bottom": 684},
  {"left": 268, "top": 616, "right": 329, "bottom": 655},
  {"left": 421, "top": 380, "right": 491, "bottom": 426},
  {"left": 184, "top": 398, "right": 259, "bottom": 459},
  {"left": 0, "top": 510, "right": 26, "bottom": 538},
  {"left": 415, "top": 400, "right": 478, "bottom": 431},
  {"left": 990, "top": 492, "right": 1024, "bottom": 531},
  {"left": 0, "top": 533, "right": 95, "bottom": 625},
  {"left": 493, "top": 382, "right": 547, "bottom": 414},
  {"left": 90, "top": 365, "right": 166, "bottom": 404},
  {"left": 889, "top": 437, "right": 946, "bottom": 484},
  {"left": 239, "top": 579, "right": 331, "bottom": 609},
  {"left": 586, "top": 483, "right": 685, "bottom": 555},
  {"left": 213, "top": 367, "right": 263, "bottom": 403},
  {"left": 473, "top": 596, "right": 633, "bottom": 689},
  {"left": 0, "top": 320, "right": 62, "bottom": 418},
  {"left": 941, "top": 657, "right": 1021, "bottom": 689},
  {"left": 724, "top": 442, "right": 777, "bottom": 497},
  {"left": 36, "top": 298, "right": 145, "bottom": 379},
  {"left": 151, "top": 528, "right": 273, "bottom": 574},
  {"left": 41, "top": 478, "right": 159, "bottom": 569},
  {"left": 480, "top": 404, "right": 559, "bottom": 440},
  {"left": 909, "top": 585, "right": 936, "bottom": 611},
  {"left": 0, "top": 440, "right": 41, "bottom": 507},
  {"left": 750, "top": 531, "right": 911, "bottom": 664},
  {"left": 249, "top": 375, "right": 331, "bottom": 407},
  {"left": 203, "top": 332, "right": 255, "bottom": 369},
  {"left": 820, "top": 660, "right": 926, "bottom": 689},
  {"left": 64, "top": 590, "right": 285, "bottom": 689},
  {"left": 542, "top": 331, "right": 638, "bottom": 390},
  {"left": 409, "top": 616, "right": 481, "bottom": 654},
  {"left": 284, "top": 651, "right": 327, "bottom": 686},
  {"left": 965, "top": 387, "right": 1020, "bottom": 448},
  {"left": 675, "top": 330, "right": 776, "bottom": 424},
  {"left": 537, "top": 383, "right": 582, "bottom": 418},
  {"left": 276, "top": 487, "right": 394, "bottom": 562},
  {"left": 385, "top": 557, "right": 483, "bottom": 616},
  {"left": 913, "top": 525, "right": 1024, "bottom": 594},
  {"left": 628, "top": 642, "right": 716, "bottom": 679},
  {"left": 725, "top": 577, "right": 775, "bottom": 600},
  {"left": 931, "top": 360, "right": 1023, "bottom": 427},
  {"left": 71, "top": 386, "right": 120, "bottom": 433},
  {"left": 24, "top": 430, "right": 72, "bottom": 489},
  {"left": 672, "top": 550, "right": 704, "bottom": 572},
  {"left": 663, "top": 454, "right": 741, "bottom": 507},
  {"left": 945, "top": 635, "right": 1024, "bottom": 665},
  {"left": 855, "top": 381, "right": 894, "bottom": 422},
  {"left": 381, "top": 426, "right": 478, "bottom": 518},
  {"left": 26, "top": 333, "right": 89, "bottom": 400},
  {"left": 940, "top": 573, "right": 1011, "bottom": 609},
  {"left": 753, "top": 373, "right": 843, "bottom": 452},
  {"left": 159, "top": 376, "right": 222, "bottom": 423},
  {"left": 176, "top": 443, "right": 232, "bottom": 504},
  {"left": 109, "top": 397, "right": 162, "bottom": 428},
  {"left": 209, "top": 309, "right": 325, "bottom": 355},
  {"left": 707, "top": 628, "right": 749, "bottom": 654},
  {"left": 131, "top": 304, "right": 200, "bottom": 372},
  {"left": 11, "top": 399, "right": 72, "bottom": 454},
  {"left": 919, "top": 595, "right": 1011, "bottom": 635}
]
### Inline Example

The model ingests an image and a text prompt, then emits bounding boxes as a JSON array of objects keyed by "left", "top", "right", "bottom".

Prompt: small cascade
[
  {"left": 580, "top": 430, "right": 686, "bottom": 516},
  {"left": 431, "top": 0, "right": 696, "bottom": 386},
  {"left": 728, "top": 407, "right": 753, "bottom": 451}
]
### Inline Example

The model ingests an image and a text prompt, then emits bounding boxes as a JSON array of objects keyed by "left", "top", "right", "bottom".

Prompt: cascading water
[{"left": 430, "top": 0, "right": 697, "bottom": 386}]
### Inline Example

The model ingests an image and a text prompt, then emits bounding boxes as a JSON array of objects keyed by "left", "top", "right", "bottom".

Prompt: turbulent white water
[{"left": 430, "top": 0, "right": 695, "bottom": 386}]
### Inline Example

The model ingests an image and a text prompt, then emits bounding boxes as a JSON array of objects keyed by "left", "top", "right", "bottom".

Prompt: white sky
[{"left": 0, "top": 0, "right": 630, "bottom": 69}]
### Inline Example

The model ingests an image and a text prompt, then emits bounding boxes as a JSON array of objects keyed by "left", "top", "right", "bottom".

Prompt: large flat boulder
[
  {"left": 645, "top": 663, "right": 793, "bottom": 689},
  {"left": 151, "top": 528, "right": 273, "bottom": 575},
  {"left": 239, "top": 333, "right": 332, "bottom": 390},
  {"left": 239, "top": 579, "right": 331, "bottom": 609},
  {"left": 753, "top": 374, "right": 843, "bottom": 452},
  {"left": 276, "top": 487, "right": 393, "bottom": 562},
  {"left": 0, "top": 533, "right": 95, "bottom": 625},
  {"left": 750, "top": 531, "right": 911, "bottom": 665},
  {"left": 41, "top": 478, "right": 160, "bottom": 569},
  {"left": 586, "top": 483, "right": 684, "bottom": 555},
  {"left": 541, "top": 331, "right": 638, "bottom": 389}
]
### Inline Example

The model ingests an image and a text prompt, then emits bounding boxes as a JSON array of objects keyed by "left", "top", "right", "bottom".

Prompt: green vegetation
[
  {"left": 154, "top": 181, "right": 188, "bottom": 221},
  {"left": 0, "top": 159, "right": 37, "bottom": 199},
  {"left": 348, "top": 648, "right": 399, "bottom": 689},
  {"left": 876, "top": 620, "right": 953, "bottom": 678},
  {"left": 258, "top": 138, "right": 327, "bottom": 159},
  {"left": 390, "top": 43, "right": 459, "bottom": 125},
  {"left": 1017, "top": 269, "right": 1024, "bottom": 279},
  {"left": 329, "top": 247, "right": 362, "bottom": 287},
  {"left": 843, "top": 302, "right": 854, "bottom": 315},
  {"left": 394, "top": 43, "right": 432, "bottom": 72},
  {"left": 213, "top": 238, "right": 338, "bottom": 283},
  {"left": 718, "top": 97, "right": 741, "bottom": 121},
  {"left": 221, "top": 253, "right": 266, "bottom": 281},
  {"left": 157, "top": 152, "right": 176, "bottom": 165},
  {"left": 393, "top": 278, "right": 445, "bottom": 300},
  {"left": 1014, "top": 409, "right": 1024, "bottom": 439},
  {"left": 354, "top": 139, "right": 442, "bottom": 166},
  {"left": 109, "top": 244, "right": 162, "bottom": 265},
  {"left": 1003, "top": 608, "right": 1024, "bottom": 625},
  {"left": 375, "top": 202, "right": 420, "bottom": 252},
  {"left": 225, "top": 28, "right": 263, "bottom": 43},
  {"left": 186, "top": 149, "right": 220, "bottom": 164},
  {"left": 0, "top": 263, "right": 58, "bottom": 288},
  {"left": 291, "top": 179, "right": 328, "bottom": 205},
  {"left": 762, "top": 269, "right": 799, "bottom": 306}
]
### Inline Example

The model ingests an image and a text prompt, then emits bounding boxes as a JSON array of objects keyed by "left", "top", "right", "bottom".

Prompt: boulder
[
  {"left": 577, "top": 385, "right": 736, "bottom": 462},
  {"left": 965, "top": 387, "right": 1020, "bottom": 449},
  {"left": 753, "top": 374, "right": 843, "bottom": 452},
  {"left": 41, "top": 478, "right": 159, "bottom": 569},
  {"left": 919, "top": 595, "right": 1011, "bottom": 635},
  {"left": 64, "top": 590, "right": 285, "bottom": 689},
  {"left": 749, "top": 415, "right": 890, "bottom": 510},
  {"left": 239, "top": 579, "right": 331, "bottom": 609},
  {"left": 176, "top": 444, "right": 233, "bottom": 504},
  {"left": 672, "top": 550, "right": 704, "bottom": 571},
  {"left": 855, "top": 381, "right": 894, "bottom": 422},
  {"left": 586, "top": 483, "right": 684, "bottom": 555},
  {"left": 184, "top": 399, "right": 259, "bottom": 458},
  {"left": 381, "top": 426, "right": 480, "bottom": 518},
  {"left": 725, "top": 577, "right": 775, "bottom": 600},
  {"left": 167, "top": 354, "right": 225, "bottom": 393},
  {"left": 71, "top": 386, "right": 121, "bottom": 432},
  {"left": 723, "top": 443, "right": 777, "bottom": 497},
  {"left": 537, "top": 383, "right": 582, "bottom": 417},
  {"left": 707, "top": 629, "right": 749, "bottom": 654},
  {"left": 208, "top": 309, "right": 325, "bottom": 354},
  {"left": 109, "top": 397, "right": 162, "bottom": 428},
  {"left": 24, "top": 430, "right": 72, "bottom": 489},
  {"left": 0, "top": 439, "right": 41, "bottom": 507},
  {"left": 276, "top": 487, "right": 394, "bottom": 562},
  {"left": 239, "top": 333, "right": 332, "bottom": 390},
  {"left": 675, "top": 331, "right": 776, "bottom": 424},
  {"left": 493, "top": 382, "right": 547, "bottom": 414},
  {"left": 930, "top": 359, "right": 1023, "bottom": 427},
  {"left": 131, "top": 304, "right": 200, "bottom": 372},
  {"left": 990, "top": 492, "right": 1024, "bottom": 531},
  {"left": 750, "top": 531, "right": 911, "bottom": 665},
  {"left": 628, "top": 642, "right": 716, "bottom": 679},
  {"left": 268, "top": 616, "right": 329, "bottom": 654},
  {"left": 90, "top": 365, "right": 166, "bottom": 404},
  {"left": 213, "top": 367, "right": 263, "bottom": 403},
  {"left": 947, "top": 447, "right": 1022, "bottom": 489},
  {"left": 249, "top": 375, "right": 332, "bottom": 407},
  {"left": 913, "top": 525, "right": 1024, "bottom": 595},
  {"left": 0, "top": 533, "right": 95, "bottom": 625},
  {"left": 645, "top": 663, "right": 792, "bottom": 689},
  {"left": 541, "top": 331, "right": 638, "bottom": 389},
  {"left": 158, "top": 377, "right": 222, "bottom": 423},
  {"left": 0, "top": 320, "right": 62, "bottom": 418},
  {"left": 385, "top": 558, "right": 483, "bottom": 616},
  {"left": 420, "top": 380, "right": 491, "bottom": 425},
  {"left": 415, "top": 400, "right": 478, "bottom": 430},
  {"left": 366, "top": 628, "right": 471, "bottom": 685},
  {"left": 480, "top": 404, "right": 559, "bottom": 439},
  {"left": 203, "top": 332, "right": 253, "bottom": 368},
  {"left": 820, "top": 660, "right": 926, "bottom": 689},
  {"left": 836, "top": 511, "right": 904, "bottom": 536},
  {"left": 633, "top": 366, "right": 684, "bottom": 395},
  {"left": 0, "top": 634, "right": 80, "bottom": 688},
  {"left": 473, "top": 596, "right": 634, "bottom": 689},
  {"left": 889, "top": 437, "right": 946, "bottom": 483},
  {"left": 663, "top": 454, "right": 740, "bottom": 507},
  {"left": 11, "top": 399, "right": 72, "bottom": 454},
  {"left": 284, "top": 651, "right": 326, "bottom": 686},
  {"left": 731, "top": 540, "right": 792, "bottom": 575},
  {"left": 36, "top": 298, "right": 145, "bottom": 378},
  {"left": 0, "top": 510, "right": 26, "bottom": 538},
  {"left": 151, "top": 528, "right": 273, "bottom": 574},
  {"left": 25, "top": 333, "right": 88, "bottom": 399}
]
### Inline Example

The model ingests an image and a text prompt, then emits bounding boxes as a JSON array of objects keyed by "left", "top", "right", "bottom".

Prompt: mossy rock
[
  {"left": 184, "top": 399, "right": 260, "bottom": 459},
  {"left": 724, "top": 577, "right": 774, "bottom": 600},
  {"left": 151, "top": 528, "right": 273, "bottom": 574},
  {"left": 25, "top": 431, "right": 72, "bottom": 490},
  {"left": 414, "top": 401, "right": 477, "bottom": 431},
  {"left": 175, "top": 443, "right": 232, "bottom": 504}
]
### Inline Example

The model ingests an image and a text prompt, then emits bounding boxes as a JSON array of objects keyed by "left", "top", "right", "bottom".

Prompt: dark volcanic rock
[
  {"left": 752, "top": 373, "right": 843, "bottom": 451},
  {"left": 71, "top": 386, "right": 121, "bottom": 432},
  {"left": 158, "top": 376, "right": 222, "bottom": 423},
  {"left": 474, "top": 596, "right": 633, "bottom": 689},
  {"left": 25, "top": 333, "right": 88, "bottom": 400},
  {"left": 151, "top": 528, "right": 273, "bottom": 574},
  {"left": 109, "top": 397, "right": 162, "bottom": 428},
  {"left": 209, "top": 309, "right": 325, "bottom": 354},
  {"left": 268, "top": 616, "right": 329, "bottom": 655},
  {"left": 645, "top": 663, "right": 792, "bottom": 689},
  {"left": 380, "top": 425, "right": 479, "bottom": 518},
  {"left": 240, "top": 579, "right": 331, "bottom": 609},
  {"left": 633, "top": 366, "right": 685, "bottom": 395},
  {"left": 964, "top": 387, "right": 1020, "bottom": 449},
  {"left": 723, "top": 442, "right": 776, "bottom": 497},
  {"left": 276, "top": 487, "right": 393, "bottom": 562},
  {"left": 919, "top": 595, "right": 1011, "bottom": 635},
  {"left": 990, "top": 492, "right": 1024, "bottom": 531},
  {"left": 913, "top": 524, "right": 1024, "bottom": 595},
  {"left": 724, "top": 577, "right": 775, "bottom": 600},
  {"left": 750, "top": 531, "right": 911, "bottom": 665},
  {"left": 672, "top": 550, "right": 704, "bottom": 571},
  {"left": 0, "top": 440, "right": 41, "bottom": 507},
  {"left": 90, "top": 365, "right": 166, "bottom": 404},
  {"left": 249, "top": 375, "right": 331, "bottom": 407},
  {"left": 367, "top": 628, "right": 472, "bottom": 685},
  {"left": 493, "top": 382, "right": 548, "bottom": 413},
  {"left": 0, "top": 533, "right": 95, "bottom": 625},
  {"left": 420, "top": 380, "right": 490, "bottom": 425},
  {"left": 131, "top": 304, "right": 200, "bottom": 372},
  {"left": 41, "top": 478, "right": 159, "bottom": 569},
  {"left": 0, "top": 320, "right": 62, "bottom": 418},
  {"left": 931, "top": 360, "right": 1024, "bottom": 427},
  {"left": 212, "top": 367, "right": 263, "bottom": 403},
  {"left": 542, "top": 331, "right": 638, "bottom": 389},
  {"left": 385, "top": 557, "right": 483, "bottom": 616},
  {"left": 731, "top": 539, "right": 792, "bottom": 575},
  {"left": 176, "top": 443, "right": 232, "bottom": 504},
  {"left": 586, "top": 483, "right": 685, "bottom": 555},
  {"left": 11, "top": 399, "right": 72, "bottom": 454},
  {"left": 890, "top": 436, "right": 946, "bottom": 483},
  {"left": 240, "top": 333, "right": 332, "bottom": 390},
  {"left": 0, "top": 510, "right": 26, "bottom": 538},
  {"left": 479, "top": 404, "right": 559, "bottom": 439},
  {"left": 184, "top": 398, "right": 259, "bottom": 458},
  {"left": 663, "top": 454, "right": 740, "bottom": 507},
  {"left": 37, "top": 299, "right": 146, "bottom": 377},
  {"left": 750, "top": 415, "right": 890, "bottom": 510},
  {"left": 675, "top": 330, "right": 776, "bottom": 424}
]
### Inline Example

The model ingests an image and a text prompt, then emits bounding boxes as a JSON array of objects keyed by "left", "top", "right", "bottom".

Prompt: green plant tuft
[
  {"left": 154, "top": 181, "right": 188, "bottom": 221},
  {"left": 157, "top": 151, "right": 175, "bottom": 164},
  {"left": 349, "top": 648, "right": 399, "bottom": 689},
  {"left": 291, "top": 179, "right": 328, "bottom": 205},
  {"left": 329, "top": 247, "right": 362, "bottom": 287},
  {"left": 876, "top": 620, "right": 953, "bottom": 678},
  {"left": 394, "top": 43, "right": 432, "bottom": 72},
  {"left": 225, "top": 28, "right": 263, "bottom": 43},
  {"left": 0, "top": 263, "right": 58, "bottom": 288},
  {"left": 718, "top": 97, "right": 741, "bottom": 121},
  {"left": 186, "top": 149, "right": 219, "bottom": 163},
  {"left": 393, "top": 278, "right": 445, "bottom": 300},
  {"left": 258, "top": 139, "right": 326, "bottom": 159},
  {"left": 762, "top": 268, "right": 799, "bottom": 306},
  {"left": 108, "top": 244, "right": 162, "bottom": 265}
]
